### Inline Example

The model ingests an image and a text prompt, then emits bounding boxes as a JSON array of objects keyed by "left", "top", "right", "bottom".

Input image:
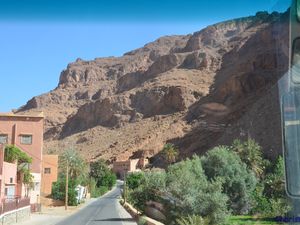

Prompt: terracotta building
[
  {"left": 0, "top": 112, "right": 44, "bottom": 204},
  {"left": 41, "top": 155, "right": 58, "bottom": 196},
  {"left": 113, "top": 157, "right": 149, "bottom": 178}
]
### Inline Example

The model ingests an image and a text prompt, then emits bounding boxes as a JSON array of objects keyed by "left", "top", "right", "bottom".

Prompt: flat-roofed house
[
  {"left": 0, "top": 112, "right": 44, "bottom": 205},
  {"left": 41, "top": 154, "right": 58, "bottom": 196}
]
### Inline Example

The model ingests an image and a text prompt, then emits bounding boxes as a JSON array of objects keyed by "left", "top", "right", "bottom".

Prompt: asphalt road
[{"left": 56, "top": 181, "right": 137, "bottom": 225}]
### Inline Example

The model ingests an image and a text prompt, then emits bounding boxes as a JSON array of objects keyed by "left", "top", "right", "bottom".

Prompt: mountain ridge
[{"left": 18, "top": 10, "right": 289, "bottom": 162}]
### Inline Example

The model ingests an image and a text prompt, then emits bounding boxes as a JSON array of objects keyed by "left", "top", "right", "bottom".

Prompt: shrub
[
  {"left": 264, "top": 156, "right": 285, "bottom": 199},
  {"left": 201, "top": 146, "right": 257, "bottom": 215},
  {"left": 52, "top": 174, "right": 78, "bottom": 206},
  {"left": 128, "top": 171, "right": 166, "bottom": 213},
  {"left": 176, "top": 215, "right": 208, "bottom": 225},
  {"left": 4, "top": 145, "right": 32, "bottom": 164},
  {"left": 250, "top": 184, "right": 272, "bottom": 215},
  {"left": 166, "top": 156, "right": 229, "bottom": 225},
  {"left": 250, "top": 156, "right": 291, "bottom": 216},
  {"left": 90, "top": 159, "right": 117, "bottom": 189},
  {"left": 126, "top": 172, "right": 144, "bottom": 190},
  {"left": 98, "top": 186, "right": 109, "bottom": 195}
]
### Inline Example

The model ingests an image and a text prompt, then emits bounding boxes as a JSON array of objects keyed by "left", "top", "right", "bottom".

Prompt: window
[
  {"left": 0, "top": 134, "right": 8, "bottom": 144},
  {"left": 44, "top": 168, "right": 51, "bottom": 174},
  {"left": 5, "top": 186, "right": 15, "bottom": 197},
  {"left": 10, "top": 178, "right": 13, "bottom": 183},
  {"left": 20, "top": 135, "right": 32, "bottom": 145}
]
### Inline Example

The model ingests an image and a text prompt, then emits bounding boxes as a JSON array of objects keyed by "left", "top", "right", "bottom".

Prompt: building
[
  {"left": 0, "top": 112, "right": 44, "bottom": 205},
  {"left": 41, "top": 155, "right": 58, "bottom": 196},
  {"left": 113, "top": 157, "right": 149, "bottom": 178},
  {"left": 0, "top": 144, "right": 18, "bottom": 199}
]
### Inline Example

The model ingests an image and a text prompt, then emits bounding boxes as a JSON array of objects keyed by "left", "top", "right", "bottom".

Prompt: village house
[
  {"left": 112, "top": 150, "right": 151, "bottom": 178},
  {"left": 0, "top": 112, "right": 45, "bottom": 206},
  {"left": 41, "top": 154, "right": 58, "bottom": 196}
]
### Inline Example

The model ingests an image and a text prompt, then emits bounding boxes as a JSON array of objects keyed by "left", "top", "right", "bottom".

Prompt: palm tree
[
  {"left": 231, "top": 138, "right": 267, "bottom": 178},
  {"left": 60, "top": 149, "right": 88, "bottom": 182},
  {"left": 161, "top": 143, "right": 179, "bottom": 164}
]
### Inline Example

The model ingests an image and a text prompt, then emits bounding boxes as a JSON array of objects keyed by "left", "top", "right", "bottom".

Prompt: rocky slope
[{"left": 18, "top": 11, "right": 289, "bottom": 161}]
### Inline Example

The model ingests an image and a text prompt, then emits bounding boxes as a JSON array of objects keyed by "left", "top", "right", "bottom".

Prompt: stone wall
[
  {"left": 123, "top": 202, "right": 164, "bottom": 225},
  {"left": 0, "top": 206, "right": 30, "bottom": 225}
]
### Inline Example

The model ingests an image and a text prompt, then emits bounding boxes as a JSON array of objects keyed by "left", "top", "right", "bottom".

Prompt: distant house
[
  {"left": 0, "top": 112, "right": 44, "bottom": 207},
  {"left": 41, "top": 155, "right": 58, "bottom": 196},
  {"left": 113, "top": 157, "right": 149, "bottom": 178}
]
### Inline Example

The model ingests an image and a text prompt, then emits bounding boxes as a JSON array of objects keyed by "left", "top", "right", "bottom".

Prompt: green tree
[
  {"left": 128, "top": 156, "right": 229, "bottom": 225},
  {"left": 264, "top": 156, "right": 285, "bottom": 199},
  {"left": 127, "top": 171, "right": 166, "bottom": 213},
  {"left": 59, "top": 149, "right": 88, "bottom": 183},
  {"left": 52, "top": 174, "right": 79, "bottom": 206},
  {"left": 166, "top": 156, "right": 229, "bottom": 225},
  {"left": 161, "top": 143, "right": 179, "bottom": 164},
  {"left": 201, "top": 146, "right": 257, "bottom": 215},
  {"left": 126, "top": 172, "right": 144, "bottom": 190},
  {"left": 89, "top": 159, "right": 116, "bottom": 188},
  {"left": 231, "top": 139, "right": 268, "bottom": 178},
  {"left": 256, "top": 156, "right": 290, "bottom": 217}
]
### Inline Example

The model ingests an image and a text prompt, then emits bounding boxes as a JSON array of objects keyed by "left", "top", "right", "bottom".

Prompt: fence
[{"left": 0, "top": 197, "right": 30, "bottom": 214}]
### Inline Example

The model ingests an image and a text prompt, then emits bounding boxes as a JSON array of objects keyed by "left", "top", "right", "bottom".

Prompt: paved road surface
[{"left": 56, "top": 181, "right": 137, "bottom": 225}]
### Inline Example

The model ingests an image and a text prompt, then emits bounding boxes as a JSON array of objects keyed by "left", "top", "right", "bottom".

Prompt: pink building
[
  {"left": 0, "top": 145, "right": 17, "bottom": 199},
  {"left": 0, "top": 112, "right": 44, "bottom": 205},
  {"left": 113, "top": 157, "right": 149, "bottom": 178}
]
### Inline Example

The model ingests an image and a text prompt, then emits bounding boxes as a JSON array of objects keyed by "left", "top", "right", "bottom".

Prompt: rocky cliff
[{"left": 18, "top": 11, "right": 289, "bottom": 161}]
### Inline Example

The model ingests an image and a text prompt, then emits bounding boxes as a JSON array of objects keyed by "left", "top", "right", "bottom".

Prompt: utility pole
[
  {"left": 124, "top": 171, "right": 127, "bottom": 204},
  {"left": 65, "top": 158, "right": 69, "bottom": 210}
]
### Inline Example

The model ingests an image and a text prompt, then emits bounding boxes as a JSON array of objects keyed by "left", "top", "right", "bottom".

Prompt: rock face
[{"left": 18, "top": 11, "right": 289, "bottom": 161}]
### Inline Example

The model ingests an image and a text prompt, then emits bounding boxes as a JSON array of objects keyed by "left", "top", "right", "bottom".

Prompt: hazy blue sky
[{"left": 0, "top": 0, "right": 290, "bottom": 112}]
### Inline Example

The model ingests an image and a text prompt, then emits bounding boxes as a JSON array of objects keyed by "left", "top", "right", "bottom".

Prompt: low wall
[
  {"left": 122, "top": 202, "right": 164, "bottom": 225},
  {"left": 0, "top": 206, "right": 30, "bottom": 225}
]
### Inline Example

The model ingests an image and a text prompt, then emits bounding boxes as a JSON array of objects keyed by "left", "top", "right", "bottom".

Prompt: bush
[
  {"left": 128, "top": 157, "right": 229, "bottom": 224},
  {"left": 166, "top": 156, "right": 229, "bottom": 225},
  {"left": 99, "top": 186, "right": 109, "bottom": 195},
  {"left": 250, "top": 184, "right": 272, "bottom": 215},
  {"left": 52, "top": 174, "right": 78, "bottom": 206},
  {"left": 176, "top": 215, "right": 208, "bottom": 225},
  {"left": 128, "top": 171, "right": 166, "bottom": 213},
  {"left": 201, "top": 146, "right": 257, "bottom": 215},
  {"left": 250, "top": 156, "right": 291, "bottom": 216},
  {"left": 90, "top": 159, "right": 117, "bottom": 189},
  {"left": 126, "top": 172, "right": 144, "bottom": 190},
  {"left": 4, "top": 145, "right": 32, "bottom": 164},
  {"left": 99, "top": 172, "right": 117, "bottom": 189},
  {"left": 89, "top": 177, "right": 110, "bottom": 198}
]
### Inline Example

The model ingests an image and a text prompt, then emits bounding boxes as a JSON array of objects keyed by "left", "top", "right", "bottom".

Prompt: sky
[{"left": 0, "top": 0, "right": 291, "bottom": 112}]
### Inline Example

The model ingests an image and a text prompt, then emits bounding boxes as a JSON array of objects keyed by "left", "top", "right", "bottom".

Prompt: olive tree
[{"left": 201, "top": 146, "right": 257, "bottom": 214}]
